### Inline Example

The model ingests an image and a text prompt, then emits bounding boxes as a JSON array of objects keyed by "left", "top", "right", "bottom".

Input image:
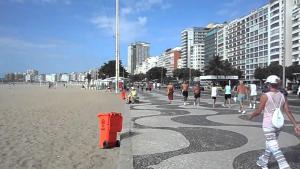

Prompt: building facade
[
  {"left": 244, "top": 4, "right": 269, "bottom": 80},
  {"left": 161, "top": 47, "right": 181, "bottom": 76},
  {"left": 134, "top": 56, "right": 159, "bottom": 74},
  {"left": 205, "top": 24, "right": 224, "bottom": 65},
  {"left": 292, "top": 1, "right": 300, "bottom": 64},
  {"left": 181, "top": 27, "right": 209, "bottom": 70},
  {"left": 127, "top": 42, "right": 150, "bottom": 74},
  {"left": 226, "top": 17, "right": 247, "bottom": 78}
]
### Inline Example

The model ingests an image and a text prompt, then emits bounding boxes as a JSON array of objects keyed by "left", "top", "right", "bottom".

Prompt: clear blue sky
[{"left": 0, "top": 0, "right": 268, "bottom": 77}]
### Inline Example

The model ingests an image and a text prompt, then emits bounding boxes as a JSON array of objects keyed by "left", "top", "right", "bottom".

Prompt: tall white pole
[
  {"left": 115, "top": 0, "right": 120, "bottom": 93},
  {"left": 282, "top": 0, "right": 286, "bottom": 88}
]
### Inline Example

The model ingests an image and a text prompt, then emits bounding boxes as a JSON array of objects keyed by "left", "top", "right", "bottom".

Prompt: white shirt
[
  {"left": 211, "top": 87, "right": 218, "bottom": 97},
  {"left": 250, "top": 84, "right": 257, "bottom": 96}
]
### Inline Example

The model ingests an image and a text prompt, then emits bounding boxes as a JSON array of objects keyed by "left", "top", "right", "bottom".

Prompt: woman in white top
[{"left": 211, "top": 83, "right": 218, "bottom": 108}]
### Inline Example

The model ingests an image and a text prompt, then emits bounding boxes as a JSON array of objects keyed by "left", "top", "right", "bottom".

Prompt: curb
[{"left": 117, "top": 104, "right": 133, "bottom": 169}]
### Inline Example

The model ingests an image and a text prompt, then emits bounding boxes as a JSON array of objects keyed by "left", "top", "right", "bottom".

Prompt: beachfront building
[
  {"left": 217, "top": 25, "right": 228, "bottom": 60},
  {"left": 60, "top": 74, "right": 70, "bottom": 82},
  {"left": 134, "top": 56, "right": 159, "bottom": 74},
  {"left": 127, "top": 42, "right": 150, "bottom": 74},
  {"left": 244, "top": 4, "right": 269, "bottom": 80},
  {"left": 37, "top": 74, "right": 46, "bottom": 82},
  {"left": 205, "top": 24, "right": 224, "bottom": 65},
  {"left": 267, "top": 0, "right": 293, "bottom": 66},
  {"left": 210, "top": 0, "right": 295, "bottom": 81},
  {"left": 177, "top": 58, "right": 184, "bottom": 69},
  {"left": 180, "top": 27, "right": 209, "bottom": 70},
  {"left": 226, "top": 17, "right": 247, "bottom": 79},
  {"left": 46, "top": 74, "right": 57, "bottom": 82},
  {"left": 292, "top": 1, "right": 300, "bottom": 64},
  {"left": 78, "top": 72, "right": 86, "bottom": 82},
  {"left": 158, "top": 47, "right": 181, "bottom": 76}
]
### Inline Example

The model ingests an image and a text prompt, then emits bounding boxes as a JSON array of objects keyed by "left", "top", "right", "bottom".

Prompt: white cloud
[
  {"left": 0, "top": 37, "right": 73, "bottom": 58},
  {"left": 91, "top": 0, "right": 171, "bottom": 43},
  {"left": 0, "top": 37, "right": 59, "bottom": 49},
  {"left": 122, "top": 0, "right": 171, "bottom": 14},
  {"left": 91, "top": 15, "right": 148, "bottom": 43}
]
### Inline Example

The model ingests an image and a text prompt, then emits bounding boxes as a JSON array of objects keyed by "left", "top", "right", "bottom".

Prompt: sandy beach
[{"left": 0, "top": 84, "right": 124, "bottom": 169}]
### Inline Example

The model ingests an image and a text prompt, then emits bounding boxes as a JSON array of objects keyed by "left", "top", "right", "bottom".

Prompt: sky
[{"left": 0, "top": 0, "right": 268, "bottom": 77}]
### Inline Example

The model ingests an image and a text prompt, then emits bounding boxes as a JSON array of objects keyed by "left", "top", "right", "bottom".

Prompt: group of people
[
  {"left": 166, "top": 76, "right": 300, "bottom": 169},
  {"left": 166, "top": 80, "right": 258, "bottom": 112}
]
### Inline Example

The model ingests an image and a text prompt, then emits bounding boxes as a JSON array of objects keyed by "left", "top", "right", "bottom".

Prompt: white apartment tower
[
  {"left": 226, "top": 17, "right": 247, "bottom": 78},
  {"left": 244, "top": 5, "right": 269, "bottom": 80},
  {"left": 127, "top": 42, "right": 150, "bottom": 74},
  {"left": 217, "top": 0, "right": 295, "bottom": 81},
  {"left": 292, "top": 1, "right": 300, "bottom": 64},
  {"left": 268, "top": 0, "right": 293, "bottom": 66},
  {"left": 181, "top": 27, "right": 209, "bottom": 70}
]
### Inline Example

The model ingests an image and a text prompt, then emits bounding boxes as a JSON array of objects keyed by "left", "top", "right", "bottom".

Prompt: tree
[
  {"left": 129, "top": 73, "right": 146, "bottom": 82},
  {"left": 173, "top": 68, "right": 202, "bottom": 80},
  {"left": 286, "top": 64, "right": 300, "bottom": 81},
  {"left": 254, "top": 67, "right": 268, "bottom": 82},
  {"left": 98, "top": 60, "right": 129, "bottom": 79},
  {"left": 146, "top": 67, "right": 167, "bottom": 82},
  {"left": 204, "top": 56, "right": 243, "bottom": 78},
  {"left": 204, "top": 56, "right": 224, "bottom": 75}
]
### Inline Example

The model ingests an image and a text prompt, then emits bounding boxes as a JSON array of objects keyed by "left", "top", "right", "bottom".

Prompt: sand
[{"left": 0, "top": 84, "right": 125, "bottom": 169}]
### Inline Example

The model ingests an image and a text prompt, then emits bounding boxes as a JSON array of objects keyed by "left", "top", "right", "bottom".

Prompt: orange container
[{"left": 97, "top": 112, "right": 123, "bottom": 149}]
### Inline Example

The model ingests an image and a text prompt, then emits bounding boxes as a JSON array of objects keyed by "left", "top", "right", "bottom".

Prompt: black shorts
[
  {"left": 212, "top": 97, "right": 216, "bottom": 100},
  {"left": 225, "top": 94, "right": 231, "bottom": 99},
  {"left": 182, "top": 91, "right": 188, "bottom": 97},
  {"left": 194, "top": 93, "right": 200, "bottom": 98}
]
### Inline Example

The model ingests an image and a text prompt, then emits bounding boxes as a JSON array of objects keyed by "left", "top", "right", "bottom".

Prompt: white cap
[
  {"left": 131, "top": 87, "right": 135, "bottom": 90},
  {"left": 265, "top": 75, "right": 280, "bottom": 84}
]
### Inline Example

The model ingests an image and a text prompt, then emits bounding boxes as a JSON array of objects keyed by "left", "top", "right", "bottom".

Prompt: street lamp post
[
  {"left": 282, "top": 1, "right": 286, "bottom": 89},
  {"left": 115, "top": 0, "right": 120, "bottom": 93}
]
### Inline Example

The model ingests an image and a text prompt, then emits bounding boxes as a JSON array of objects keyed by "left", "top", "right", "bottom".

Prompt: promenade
[{"left": 120, "top": 89, "right": 300, "bottom": 169}]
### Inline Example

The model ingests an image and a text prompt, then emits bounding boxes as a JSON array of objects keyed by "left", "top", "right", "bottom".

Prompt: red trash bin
[{"left": 97, "top": 112, "right": 123, "bottom": 149}]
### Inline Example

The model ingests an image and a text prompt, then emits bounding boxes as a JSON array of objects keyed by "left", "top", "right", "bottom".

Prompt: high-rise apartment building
[
  {"left": 212, "top": 0, "right": 295, "bottom": 81},
  {"left": 244, "top": 5, "right": 269, "bottom": 80},
  {"left": 217, "top": 25, "right": 228, "bottom": 60},
  {"left": 159, "top": 47, "right": 181, "bottom": 76},
  {"left": 292, "top": 1, "right": 300, "bottom": 64},
  {"left": 205, "top": 24, "right": 224, "bottom": 65},
  {"left": 127, "top": 42, "right": 150, "bottom": 74},
  {"left": 181, "top": 27, "right": 209, "bottom": 70},
  {"left": 226, "top": 17, "right": 247, "bottom": 78}
]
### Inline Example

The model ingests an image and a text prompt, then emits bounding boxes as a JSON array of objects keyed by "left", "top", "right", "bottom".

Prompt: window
[
  {"left": 271, "top": 22, "right": 279, "bottom": 29},
  {"left": 271, "top": 42, "right": 279, "bottom": 47},
  {"left": 271, "top": 35, "right": 279, "bottom": 41},
  {"left": 271, "top": 54, "right": 279, "bottom": 59}
]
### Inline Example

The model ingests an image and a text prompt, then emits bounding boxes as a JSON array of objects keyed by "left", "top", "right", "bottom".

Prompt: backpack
[{"left": 268, "top": 93, "right": 284, "bottom": 128}]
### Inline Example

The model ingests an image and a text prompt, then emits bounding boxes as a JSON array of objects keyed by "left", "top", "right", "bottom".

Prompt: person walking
[
  {"left": 193, "top": 83, "right": 201, "bottom": 106},
  {"left": 211, "top": 83, "right": 218, "bottom": 108},
  {"left": 249, "top": 82, "right": 258, "bottom": 109},
  {"left": 167, "top": 82, "right": 174, "bottom": 104},
  {"left": 181, "top": 81, "right": 189, "bottom": 106},
  {"left": 223, "top": 82, "right": 232, "bottom": 108},
  {"left": 250, "top": 75, "right": 300, "bottom": 169},
  {"left": 237, "top": 80, "right": 248, "bottom": 114}
]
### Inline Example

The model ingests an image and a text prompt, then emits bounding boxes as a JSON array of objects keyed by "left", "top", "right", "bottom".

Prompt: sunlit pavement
[{"left": 118, "top": 89, "right": 300, "bottom": 169}]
